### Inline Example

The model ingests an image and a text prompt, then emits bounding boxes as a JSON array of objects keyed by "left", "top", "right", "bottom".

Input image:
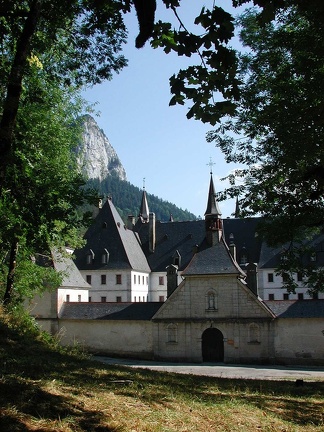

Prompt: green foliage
[
  {"left": 86, "top": 175, "right": 197, "bottom": 222},
  {"left": 0, "top": 249, "right": 63, "bottom": 305},
  {"left": 152, "top": 4, "right": 240, "bottom": 125},
  {"left": 207, "top": 3, "right": 324, "bottom": 291}
]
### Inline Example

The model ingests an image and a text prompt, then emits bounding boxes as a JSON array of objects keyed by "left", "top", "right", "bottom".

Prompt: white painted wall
[{"left": 258, "top": 268, "right": 324, "bottom": 300}]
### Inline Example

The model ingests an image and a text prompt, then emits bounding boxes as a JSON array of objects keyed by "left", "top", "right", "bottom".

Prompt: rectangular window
[
  {"left": 138, "top": 275, "right": 140, "bottom": 284},
  {"left": 297, "top": 272, "right": 303, "bottom": 282},
  {"left": 86, "top": 275, "right": 91, "bottom": 284},
  {"left": 312, "top": 292, "right": 319, "bottom": 299},
  {"left": 134, "top": 274, "right": 136, "bottom": 284},
  {"left": 159, "top": 276, "right": 164, "bottom": 285},
  {"left": 78, "top": 295, "right": 81, "bottom": 302},
  {"left": 159, "top": 296, "right": 165, "bottom": 302},
  {"left": 116, "top": 296, "right": 122, "bottom": 303},
  {"left": 116, "top": 274, "right": 122, "bottom": 284},
  {"left": 134, "top": 296, "right": 136, "bottom": 302},
  {"left": 101, "top": 296, "right": 107, "bottom": 303},
  {"left": 66, "top": 294, "right": 70, "bottom": 302},
  {"left": 101, "top": 274, "right": 106, "bottom": 285},
  {"left": 142, "top": 276, "right": 144, "bottom": 284},
  {"left": 298, "top": 293, "right": 304, "bottom": 300},
  {"left": 146, "top": 276, "right": 148, "bottom": 285},
  {"left": 283, "top": 293, "right": 289, "bottom": 300},
  {"left": 267, "top": 273, "right": 274, "bottom": 283},
  {"left": 89, "top": 297, "right": 92, "bottom": 302},
  {"left": 268, "top": 293, "right": 274, "bottom": 300}
]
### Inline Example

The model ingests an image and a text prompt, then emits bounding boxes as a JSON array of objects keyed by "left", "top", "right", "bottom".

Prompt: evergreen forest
[{"left": 86, "top": 176, "right": 198, "bottom": 222}]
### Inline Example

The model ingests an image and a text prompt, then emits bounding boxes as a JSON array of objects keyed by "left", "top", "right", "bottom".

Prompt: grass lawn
[{"left": 0, "top": 308, "right": 323, "bottom": 432}]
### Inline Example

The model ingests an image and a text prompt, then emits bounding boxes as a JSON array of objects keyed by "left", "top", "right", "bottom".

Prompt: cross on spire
[
  {"left": 143, "top": 177, "right": 146, "bottom": 190},
  {"left": 207, "top": 157, "right": 216, "bottom": 174}
]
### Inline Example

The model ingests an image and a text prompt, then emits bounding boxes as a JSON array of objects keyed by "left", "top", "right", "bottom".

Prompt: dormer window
[
  {"left": 101, "top": 248, "right": 109, "bottom": 264},
  {"left": 86, "top": 249, "right": 95, "bottom": 264},
  {"left": 310, "top": 252, "right": 317, "bottom": 262}
]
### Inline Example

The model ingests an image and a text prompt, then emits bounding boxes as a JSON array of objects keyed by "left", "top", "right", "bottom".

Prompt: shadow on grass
[{"left": 1, "top": 317, "right": 323, "bottom": 430}]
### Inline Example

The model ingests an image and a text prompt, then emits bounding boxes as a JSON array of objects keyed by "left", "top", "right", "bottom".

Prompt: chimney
[
  {"left": 246, "top": 262, "right": 258, "bottom": 296},
  {"left": 149, "top": 212, "right": 156, "bottom": 253},
  {"left": 127, "top": 215, "right": 135, "bottom": 230},
  {"left": 229, "top": 232, "right": 236, "bottom": 261},
  {"left": 166, "top": 264, "right": 178, "bottom": 297}
]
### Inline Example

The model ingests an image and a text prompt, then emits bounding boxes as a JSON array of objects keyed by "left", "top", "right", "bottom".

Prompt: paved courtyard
[{"left": 95, "top": 356, "right": 324, "bottom": 381}]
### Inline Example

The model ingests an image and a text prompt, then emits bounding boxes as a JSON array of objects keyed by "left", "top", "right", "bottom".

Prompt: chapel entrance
[{"left": 202, "top": 328, "right": 224, "bottom": 362}]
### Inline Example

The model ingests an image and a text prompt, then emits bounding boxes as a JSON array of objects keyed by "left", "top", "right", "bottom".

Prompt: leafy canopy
[{"left": 206, "top": 3, "right": 324, "bottom": 291}]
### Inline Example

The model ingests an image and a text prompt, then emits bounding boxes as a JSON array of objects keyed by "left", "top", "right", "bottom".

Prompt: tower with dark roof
[
  {"left": 204, "top": 174, "right": 223, "bottom": 245},
  {"left": 139, "top": 187, "right": 149, "bottom": 223}
]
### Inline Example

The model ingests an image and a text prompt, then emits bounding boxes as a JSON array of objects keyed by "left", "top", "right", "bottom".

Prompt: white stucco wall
[
  {"left": 258, "top": 269, "right": 324, "bottom": 300},
  {"left": 58, "top": 319, "right": 154, "bottom": 359},
  {"left": 80, "top": 269, "right": 150, "bottom": 302}
]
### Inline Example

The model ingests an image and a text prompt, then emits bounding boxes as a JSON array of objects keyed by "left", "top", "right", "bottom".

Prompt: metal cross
[{"left": 207, "top": 157, "right": 216, "bottom": 174}]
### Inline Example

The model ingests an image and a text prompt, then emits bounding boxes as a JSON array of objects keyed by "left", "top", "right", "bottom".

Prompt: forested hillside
[{"left": 86, "top": 176, "right": 197, "bottom": 222}]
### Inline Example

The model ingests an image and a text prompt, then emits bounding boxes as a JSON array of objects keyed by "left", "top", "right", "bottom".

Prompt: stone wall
[{"left": 58, "top": 319, "right": 154, "bottom": 359}]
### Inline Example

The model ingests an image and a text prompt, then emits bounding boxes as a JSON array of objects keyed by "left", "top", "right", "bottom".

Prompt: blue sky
[{"left": 83, "top": 1, "right": 246, "bottom": 218}]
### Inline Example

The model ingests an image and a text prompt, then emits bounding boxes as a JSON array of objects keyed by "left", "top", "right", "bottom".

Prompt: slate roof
[
  {"left": 223, "top": 217, "right": 263, "bottom": 264},
  {"left": 74, "top": 198, "right": 150, "bottom": 272},
  {"left": 136, "top": 219, "right": 206, "bottom": 272},
  {"left": 59, "top": 302, "right": 162, "bottom": 320},
  {"left": 52, "top": 251, "right": 90, "bottom": 289},
  {"left": 265, "top": 300, "right": 324, "bottom": 318},
  {"left": 182, "top": 237, "right": 245, "bottom": 276},
  {"left": 205, "top": 174, "right": 221, "bottom": 216}
]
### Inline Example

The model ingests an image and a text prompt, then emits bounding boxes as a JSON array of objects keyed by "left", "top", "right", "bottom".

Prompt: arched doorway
[{"left": 202, "top": 328, "right": 224, "bottom": 362}]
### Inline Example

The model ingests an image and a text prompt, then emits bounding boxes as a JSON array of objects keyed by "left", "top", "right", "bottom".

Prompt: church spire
[
  {"left": 204, "top": 170, "right": 222, "bottom": 245},
  {"left": 204, "top": 173, "right": 222, "bottom": 217},
  {"left": 138, "top": 178, "right": 149, "bottom": 222}
]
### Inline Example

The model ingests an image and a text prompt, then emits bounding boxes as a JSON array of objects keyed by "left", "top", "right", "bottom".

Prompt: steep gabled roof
[
  {"left": 182, "top": 237, "right": 245, "bottom": 276},
  {"left": 74, "top": 198, "right": 150, "bottom": 272}
]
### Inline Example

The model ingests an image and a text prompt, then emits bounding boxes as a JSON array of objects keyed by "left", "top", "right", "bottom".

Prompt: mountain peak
[{"left": 77, "top": 115, "right": 127, "bottom": 182}]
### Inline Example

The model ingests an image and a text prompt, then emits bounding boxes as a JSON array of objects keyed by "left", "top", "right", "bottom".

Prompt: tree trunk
[
  {"left": 3, "top": 240, "right": 19, "bottom": 305},
  {"left": 0, "top": 0, "right": 42, "bottom": 191}
]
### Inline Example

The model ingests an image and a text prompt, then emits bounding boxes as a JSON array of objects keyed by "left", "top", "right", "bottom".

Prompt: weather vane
[{"left": 207, "top": 157, "right": 216, "bottom": 174}]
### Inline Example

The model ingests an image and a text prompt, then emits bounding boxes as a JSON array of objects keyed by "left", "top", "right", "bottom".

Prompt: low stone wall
[
  {"left": 274, "top": 318, "right": 324, "bottom": 365},
  {"left": 57, "top": 319, "right": 155, "bottom": 359}
]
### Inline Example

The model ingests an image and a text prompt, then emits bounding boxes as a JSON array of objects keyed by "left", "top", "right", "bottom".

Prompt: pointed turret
[
  {"left": 139, "top": 188, "right": 149, "bottom": 223},
  {"left": 204, "top": 174, "right": 222, "bottom": 245},
  {"left": 205, "top": 174, "right": 222, "bottom": 217}
]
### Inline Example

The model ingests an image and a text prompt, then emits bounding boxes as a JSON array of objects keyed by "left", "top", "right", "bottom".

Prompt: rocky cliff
[{"left": 77, "top": 115, "right": 127, "bottom": 182}]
